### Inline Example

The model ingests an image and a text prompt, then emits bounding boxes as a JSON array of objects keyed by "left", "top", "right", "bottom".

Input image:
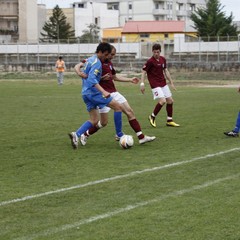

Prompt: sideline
[
  {"left": 15, "top": 174, "right": 240, "bottom": 240},
  {"left": 0, "top": 147, "right": 239, "bottom": 207}
]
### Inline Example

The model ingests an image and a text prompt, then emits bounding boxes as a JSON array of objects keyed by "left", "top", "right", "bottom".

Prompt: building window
[
  {"left": 95, "top": 17, "right": 98, "bottom": 25},
  {"left": 155, "top": 3, "right": 159, "bottom": 9},
  {"left": 178, "top": 3, "right": 183, "bottom": 11},
  {"left": 108, "top": 3, "right": 119, "bottom": 10},
  {"left": 190, "top": 4, "right": 195, "bottom": 11},
  {"left": 140, "top": 34, "right": 149, "bottom": 38},
  {"left": 167, "top": 2, "right": 172, "bottom": 10},
  {"left": 78, "top": 3, "right": 84, "bottom": 8},
  {"left": 164, "top": 33, "right": 169, "bottom": 38},
  {"left": 129, "top": 3, "right": 132, "bottom": 10}
]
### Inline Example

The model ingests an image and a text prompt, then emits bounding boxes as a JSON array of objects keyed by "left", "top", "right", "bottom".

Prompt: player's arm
[
  {"left": 164, "top": 68, "right": 177, "bottom": 91},
  {"left": 140, "top": 70, "right": 146, "bottom": 94},
  {"left": 74, "top": 61, "right": 87, "bottom": 78},
  {"left": 238, "top": 86, "right": 240, "bottom": 92},
  {"left": 94, "top": 83, "right": 110, "bottom": 98},
  {"left": 112, "top": 74, "right": 139, "bottom": 84}
]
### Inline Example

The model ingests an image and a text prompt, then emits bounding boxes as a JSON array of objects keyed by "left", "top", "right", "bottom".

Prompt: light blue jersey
[{"left": 82, "top": 55, "right": 102, "bottom": 95}]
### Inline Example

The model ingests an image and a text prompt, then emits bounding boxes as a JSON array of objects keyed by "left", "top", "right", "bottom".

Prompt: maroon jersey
[
  {"left": 142, "top": 56, "right": 167, "bottom": 88},
  {"left": 100, "top": 60, "right": 117, "bottom": 93}
]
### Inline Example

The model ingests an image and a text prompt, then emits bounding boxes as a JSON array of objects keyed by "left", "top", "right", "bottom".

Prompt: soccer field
[{"left": 0, "top": 78, "right": 239, "bottom": 240}]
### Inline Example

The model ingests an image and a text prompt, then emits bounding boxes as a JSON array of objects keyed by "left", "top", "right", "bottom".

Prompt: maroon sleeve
[
  {"left": 142, "top": 59, "right": 152, "bottom": 72},
  {"left": 111, "top": 64, "right": 116, "bottom": 75}
]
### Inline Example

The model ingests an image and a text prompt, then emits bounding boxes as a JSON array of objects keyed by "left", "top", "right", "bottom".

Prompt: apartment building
[
  {"left": 0, "top": 0, "right": 39, "bottom": 43},
  {"left": 96, "top": 0, "right": 206, "bottom": 29}
]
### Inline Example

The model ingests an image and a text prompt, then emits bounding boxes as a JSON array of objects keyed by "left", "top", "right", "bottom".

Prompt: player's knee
[
  {"left": 167, "top": 98, "right": 174, "bottom": 104},
  {"left": 159, "top": 99, "right": 166, "bottom": 105},
  {"left": 125, "top": 108, "right": 134, "bottom": 119},
  {"left": 98, "top": 120, "right": 107, "bottom": 128}
]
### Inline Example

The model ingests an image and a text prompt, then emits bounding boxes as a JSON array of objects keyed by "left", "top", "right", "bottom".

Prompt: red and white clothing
[
  {"left": 143, "top": 56, "right": 172, "bottom": 99},
  {"left": 99, "top": 60, "right": 127, "bottom": 113}
]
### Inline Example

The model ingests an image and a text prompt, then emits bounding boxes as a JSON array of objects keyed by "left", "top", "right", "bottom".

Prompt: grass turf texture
[{"left": 0, "top": 78, "right": 239, "bottom": 240}]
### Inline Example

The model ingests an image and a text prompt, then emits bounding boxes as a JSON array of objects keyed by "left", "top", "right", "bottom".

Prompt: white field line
[
  {"left": 15, "top": 173, "right": 240, "bottom": 240},
  {"left": 0, "top": 147, "right": 239, "bottom": 207}
]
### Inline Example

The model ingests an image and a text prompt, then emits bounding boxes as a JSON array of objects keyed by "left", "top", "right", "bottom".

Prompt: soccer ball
[{"left": 119, "top": 135, "right": 134, "bottom": 149}]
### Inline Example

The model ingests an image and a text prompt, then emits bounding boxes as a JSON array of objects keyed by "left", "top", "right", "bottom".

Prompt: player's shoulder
[
  {"left": 88, "top": 55, "right": 100, "bottom": 66},
  {"left": 160, "top": 55, "right": 166, "bottom": 61}
]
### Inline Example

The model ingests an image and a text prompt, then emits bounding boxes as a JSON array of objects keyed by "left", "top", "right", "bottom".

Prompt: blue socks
[
  {"left": 233, "top": 111, "right": 240, "bottom": 133},
  {"left": 114, "top": 111, "right": 124, "bottom": 138},
  {"left": 76, "top": 121, "right": 93, "bottom": 137}
]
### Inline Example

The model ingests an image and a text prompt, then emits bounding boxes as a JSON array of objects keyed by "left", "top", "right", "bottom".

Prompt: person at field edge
[
  {"left": 140, "top": 43, "right": 180, "bottom": 128},
  {"left": 224, "top": 86, "right": 240, "bottom": 137},
  {"left": 55, "top": 56, "right": 66, "bottom": 85},
  {"left": 68, "top": 42, "right": 124, "bottom": 149},
  {"left": 75, "top": 45, "right": 156, "bottom": 145}
]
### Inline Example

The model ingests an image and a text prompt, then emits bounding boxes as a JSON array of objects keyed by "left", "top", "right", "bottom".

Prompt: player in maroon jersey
[
  {"left": 140, "top": 43, "right": 180, "bottom": 128},
  {"left": 75, "top": 45, "right": 156, "bottom": 145}
]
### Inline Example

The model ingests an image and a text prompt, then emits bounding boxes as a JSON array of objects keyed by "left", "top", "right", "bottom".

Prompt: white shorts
[
  {"left": 151, "top": 85, "right": 172, "bottom": 100},
  {"left": 99, "top": 92, "right": 127, "bottom": 113}
]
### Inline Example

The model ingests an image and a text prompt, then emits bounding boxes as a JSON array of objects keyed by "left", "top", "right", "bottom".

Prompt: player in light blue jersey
[
  {"left": 68, "top": 42, "right": 123, "bottom": 149},
  {"left": 224, "top": 86, "right": 240, "bottom": 137}
]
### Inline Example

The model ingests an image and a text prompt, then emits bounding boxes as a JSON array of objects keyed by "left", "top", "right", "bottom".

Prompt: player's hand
[
  {"left": 101, "top": 73, "right": 111, "bottom": 80},
  {"left": 102, "top": 91, "right": 111, "bottom": 99},
  {"left": 78, "top": 72, "right": 87, "bottom": 78},
  {"left": 238, "top": 86, "right": 240, "bottom": 92},
  {"left": 170, "top": 82, "right": 177, "bottom": 91},
  {"left": 131, "top": 77, "right": 140, "bottom": 84},
  {"left": 140, "top": 82, "right": 145, "bottom": 94}
]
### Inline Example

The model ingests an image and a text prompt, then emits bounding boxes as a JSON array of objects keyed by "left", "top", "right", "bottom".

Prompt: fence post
[{"left": 238, "top": 34, "right": 240, "bottom": 62}]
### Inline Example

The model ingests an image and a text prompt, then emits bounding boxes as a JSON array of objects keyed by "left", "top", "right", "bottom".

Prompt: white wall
[
  {"left": 174, "top": 34, "right": 240, "bottom": 52},
  {"left": 0, "top": 42, "right": 141, "bottom": 58}
]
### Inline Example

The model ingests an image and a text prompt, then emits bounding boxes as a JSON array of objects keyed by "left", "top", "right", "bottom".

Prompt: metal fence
[{"left": 0, "top": 35, "right": 240, "bottom": 71}]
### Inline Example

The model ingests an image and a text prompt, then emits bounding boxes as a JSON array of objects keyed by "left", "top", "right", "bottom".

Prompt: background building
[
  {"left": 0, "top": 0, "right": 39, "bottom": 43},
  {"left": 73, "top": 1, "right": 119, "bottom": 38},
  {"left": 95, "top": 0, "right": 206, "bottom": 30}
]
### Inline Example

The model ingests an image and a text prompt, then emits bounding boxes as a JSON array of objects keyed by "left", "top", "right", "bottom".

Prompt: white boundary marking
[
  {"left": 0, "top": 147, "right": 239, "bottom": 207},
  {"left": 15, "top": 174, "right": 239, "bottom": 240}
]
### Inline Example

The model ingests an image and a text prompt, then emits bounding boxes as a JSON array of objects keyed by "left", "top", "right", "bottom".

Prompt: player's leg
[
  {"left": 121, "top": 101, "right": 156, "bottom": 144},
  {"left": 80, "top": 112, "right": 109, "bottom": 145},
  {"left": 108, "top": 99, "right": 124, "bottom": 139},
  {"left": 68, "top": 108, "right": 99, "bottom": 149},
  {"left": 224, "top": 111, "right": 240, "bottom": 137},
  {"left": 57, "top": 72, "right": 61, "bottom": 85},
  {"left": 148, "top": 87, "right": 166, "bottom": 128},
  {"left": 60, "top": 72, "right": 64, "bottom": 85},
  {"left": 161, "top": 85, "right": 180, "bottom": 127}
]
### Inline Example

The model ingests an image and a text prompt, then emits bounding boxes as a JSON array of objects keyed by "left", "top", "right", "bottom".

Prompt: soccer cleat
[
  {"left": 139, "top": 135, "right": 156, "bottom": 144},
  {"left": 224, "top": 131, "right": 239, "bottom": 137},
  {"left": 115, "top": 135, "right": 120, "bottom": 141},
  {"left": 115, "top": 132, "right": 125, "bottom": 141},
  {"left": 80, "top": 134, "right": 88, "bottom": 146},
  {"left": 148, "top": 115, "right": 156, "bottom": 128},
  {"left": 68, "top": 132, "right": 79, "bottom": 149},
  {"left": 166, "top": 121, "right": 180, "bottom": 127}
]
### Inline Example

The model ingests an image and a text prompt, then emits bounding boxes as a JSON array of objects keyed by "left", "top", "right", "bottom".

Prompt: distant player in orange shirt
[{"left": 55, "top": 56, "right": 66, "bottom": 85}]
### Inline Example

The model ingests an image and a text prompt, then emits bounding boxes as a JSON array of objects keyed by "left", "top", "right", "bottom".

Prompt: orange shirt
[{"left": 56, "top": 60, "right": 65, "bottom": 72}]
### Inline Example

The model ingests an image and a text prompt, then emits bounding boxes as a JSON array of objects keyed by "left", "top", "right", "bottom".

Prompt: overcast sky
[{"left": 37, "top": 0, "right": 240, "bottom": 21}]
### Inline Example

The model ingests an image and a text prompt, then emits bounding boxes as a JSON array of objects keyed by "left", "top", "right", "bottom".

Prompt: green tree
[
  {"left": 40, "top": 5, "right": 75, "bottom": 42},
  {"left": 190, "top": 0, "right": 237, "bottom": 39},
  {"left": 79, "top": 24, "right": 100, "bottom": 43}
]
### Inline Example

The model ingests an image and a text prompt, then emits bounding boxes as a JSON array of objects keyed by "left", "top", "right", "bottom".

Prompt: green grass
[{"left": 0, "top": 78, "right": 240, "bottom": 240}]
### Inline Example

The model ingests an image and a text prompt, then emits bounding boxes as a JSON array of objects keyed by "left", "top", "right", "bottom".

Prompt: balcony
[{"left": 153, "top": 9, "right": 172, "bottom": 15}]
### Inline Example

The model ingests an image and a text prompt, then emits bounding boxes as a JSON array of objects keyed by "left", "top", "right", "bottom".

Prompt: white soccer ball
[{"left": 119, "top": 135, "right": 134, "bottom": 149}]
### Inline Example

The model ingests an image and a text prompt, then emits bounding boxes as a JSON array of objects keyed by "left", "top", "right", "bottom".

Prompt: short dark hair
[
  {"left": 96, "top": 42, "right": 111, "bottom": 54},
  {"left": 152, "top": 43, "right": 161, "bottom": 51},
  {"left": 59, "top": 56, "right": 63, "bottom": 60}
]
